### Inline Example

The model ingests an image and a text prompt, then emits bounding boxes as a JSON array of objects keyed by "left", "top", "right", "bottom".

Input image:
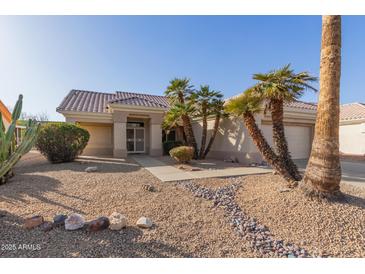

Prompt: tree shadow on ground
[
  {"left": 336, "top": 192, "right": 365, "bottom": 210},
  {"left": 13, "top": 152, "right": 142, "bottom": 175},
  {"left": 0, "top": 174, "right": 87, "bottom": 214},
  {"left": 0, "top": 210, "right": 194, "bottom": 258}
]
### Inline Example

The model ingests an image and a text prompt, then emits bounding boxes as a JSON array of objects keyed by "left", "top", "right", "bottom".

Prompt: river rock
[
  {"left": 136, "top": 217, "right": 153, "bottom": 228},
  {"left": 24, "top": 216, "right": 44, "bottom": 229},
  {"left": 109, "top": 212, "right": 127, "bottom": 230},
  {"left": 53, "top": 214, "right": 68, "bottom": 226},
  {"left": 85, "top": 166, "right": 98, "bottom": 173},
  {"left": 88, "top": 217, "right": 110, "bottom": 232},
  {"left": 65, "top": 213, "right": 85, "bottom": 230},
  {"left": 40, "top": 221, "right": 54, "bottom": 232}
]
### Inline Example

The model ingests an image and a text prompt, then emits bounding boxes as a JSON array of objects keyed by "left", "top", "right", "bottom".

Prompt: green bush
[
  {"left": 163, "top": 140, "right": 183, "bottom": 155},
  {"left": 36, "top": 123, "right": 90, "bottom": 163},
  {"left": 169, "top": 146, "right": 194, "bottom": 163}
]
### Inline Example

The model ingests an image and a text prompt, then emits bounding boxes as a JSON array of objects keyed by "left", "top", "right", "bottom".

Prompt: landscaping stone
[
  {"left": 40, "top": 221, "right": 54, "bottom": 232},
  {"left": 136, "top": 217, "right": 153, "bottom": 228},
  {"left": 278, "top": 188, "right": 291, "bottom": 193},
  {"left": 109, "top": 212, "right": 127, "bottom": 230},
  {"left": 65, "top": 213, "right": 85, "bottom": 230},
  {"left": 88, "top": 217, "right": 110, "bottom": 232},
  {"left": 85, "top": 166, "right": 98, "bottom": 173},
  {"left": 53, "top": 214, "right": 68, "bottom": 226},
  {"left": 141, "top": 184, "right": 155, "bottom": 192},
  {"left": 24, "top": 215, "right": 44, "bottom": 229},
  {"left": 178, "top": 179, "right": 309, "bottom": 258}
]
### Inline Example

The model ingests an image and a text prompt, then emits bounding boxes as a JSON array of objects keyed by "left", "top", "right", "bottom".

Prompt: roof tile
[{"left": 340, "top": 103, "right": 365, "bottom": 121}]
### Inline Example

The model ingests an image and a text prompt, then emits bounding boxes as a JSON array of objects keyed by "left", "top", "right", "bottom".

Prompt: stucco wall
[
  {"left": 192, "top": 116, "right": 260, "bottom": 164},
  {"left": 78, "top": 122, "right": 113, "bottom": 156},
  {"left": 340, "top": 123, "right": 365, "bottom": 155},
  {"left": 192, "top": 113, "right": 314, "bottom": 164}
]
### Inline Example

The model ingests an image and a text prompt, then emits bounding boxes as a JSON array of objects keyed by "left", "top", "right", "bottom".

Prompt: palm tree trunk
[
  {"left": 182, "top": 114, "right": 199, "bottom": 159},
  {"left": 243, "top": 113, "right": 295, "bottom": 183},
  {"left": 271, "top": 99, "right": 301, "bottom": 181},
  {"left": 203, "top": 113, "right": 221, "bottom": 159},
  {"left": 302, "top": 15, "right": 342, "bottom": 198},
  {"left": 199, "top": 109, "right": 208, "bottom": 159}
]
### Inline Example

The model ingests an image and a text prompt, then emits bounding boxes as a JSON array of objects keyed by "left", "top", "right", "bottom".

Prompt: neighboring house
[
  {"left": 340, "top": 103, "right": 365, "bottom": 156},
  {"left": 57, "top": 89, "right": 317, "bottom": 164},
  {"left": 0, "top": 99, "right": 23, "bottom": 144}
]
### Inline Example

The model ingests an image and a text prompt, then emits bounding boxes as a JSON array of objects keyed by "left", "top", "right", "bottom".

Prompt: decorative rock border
[{"left": 178, "top": 179, "right": 310, "bottom": 258}]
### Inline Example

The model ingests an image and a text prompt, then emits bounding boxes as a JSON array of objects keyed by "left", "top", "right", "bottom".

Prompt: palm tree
[
  {"left": 225, "top": 91, "right": 294, "bottom": 184},
  {"left": 165, "top": 78, "right": 198, "bottom": 158},
  {"left": 302, "top": 16, "right": 342, "bottom": 198},
  {"left": 203, "top": 98, "right": 225, "bottom": 159},
  {"left": 252, "top": 65, "right": 317, "bottom": 181},
  {"left": 193, "top": 85, "right": 223, "bottom": 159}
]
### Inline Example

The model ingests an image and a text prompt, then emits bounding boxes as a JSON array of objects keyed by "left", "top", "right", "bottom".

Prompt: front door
[{"left": 127, "top": 128, "right": 145, "bottom": 153}]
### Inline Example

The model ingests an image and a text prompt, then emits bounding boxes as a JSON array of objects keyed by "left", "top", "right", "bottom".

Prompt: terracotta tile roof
[
  {"left": 340, "top": 103, "right": 365, "bottom": 121},
  {"left": 58, "top": 89, "right": 318, "bottom": 114},
  {"left": 283, "top": 100, "right": 317, "bottom": 111},
  {"left": 226, "top": 93, "right": 317, "bottom": 111},
  {"left": 57, "top": 90, "right": 169, "bottom": 113}
]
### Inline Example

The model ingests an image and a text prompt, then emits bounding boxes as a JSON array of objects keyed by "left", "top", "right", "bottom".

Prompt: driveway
[{"left": 295, "top": 159, "right": 365, "bottom": 188}]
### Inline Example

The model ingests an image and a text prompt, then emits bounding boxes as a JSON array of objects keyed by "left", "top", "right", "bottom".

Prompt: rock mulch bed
[
  {"left": 179, "top": 179, "right": 308, "bottom": 258},
  {"left": 0, "top": 151, "right": 255, "bottom": 258},
  {"left": 235, "top": 174, "right": 365, "bottom": 257}
]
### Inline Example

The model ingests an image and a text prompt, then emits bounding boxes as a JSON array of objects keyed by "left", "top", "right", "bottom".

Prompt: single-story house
[
  {"left": 57, "top": 89, "right": 317, "bottom": 164},
  {"left": 339, "top": 103, "right": 365, "bottom": 156}
]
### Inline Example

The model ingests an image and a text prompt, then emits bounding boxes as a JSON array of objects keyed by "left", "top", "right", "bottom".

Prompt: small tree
[
  {"left": 165, "top": 78, "right": 198, "bottom": 159},
  {"left": 251, "top": 65, "right": 317, "bottom": 181},
  {"left": 192, "top": 85, "right": 223, "bottom": 159},
  {"left": 225, "top": 91, "right": 294, "bottom": 184},
  {"left": 203, "top": 98, "right": 225, "bottom": 159}
]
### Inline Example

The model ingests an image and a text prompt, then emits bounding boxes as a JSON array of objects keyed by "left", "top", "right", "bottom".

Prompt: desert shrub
[
  {"left": 36, "top": 123, "right": 90, "bottom": 163},
  {"left": 169, "top": 146, "right": 194, "bottom": 163},
  {"left": 163, "top": 140, "right": 183, "bottom": 155}
]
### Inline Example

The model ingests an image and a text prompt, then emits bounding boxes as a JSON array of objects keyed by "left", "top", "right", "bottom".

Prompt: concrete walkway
[{"left": 131, "top": 155, "right": 272, "bottom": 182}]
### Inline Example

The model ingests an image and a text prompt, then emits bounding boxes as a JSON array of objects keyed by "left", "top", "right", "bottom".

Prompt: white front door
[{"left": 127, "top": 128, "right": 145, "bottom": 153}]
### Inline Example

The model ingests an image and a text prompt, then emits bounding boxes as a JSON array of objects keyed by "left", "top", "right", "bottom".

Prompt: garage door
[{"left": 262, "top": 124, "right": 312, "bottom": 159}]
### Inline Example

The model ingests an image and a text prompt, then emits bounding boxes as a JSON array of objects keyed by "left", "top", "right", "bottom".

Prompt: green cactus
[{"left": 0, "top": 94, "right": 40, "bottom": 184}]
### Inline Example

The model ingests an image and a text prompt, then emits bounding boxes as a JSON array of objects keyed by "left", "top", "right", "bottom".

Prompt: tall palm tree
[
  {"left": 165, "top": 78, "right": 198, "bottom": 158},
  {"left": 252, "top": 65, "right": 317, "bottom": 181},
  {"left": 302, "top": 16, "right": 342, "bottom": 197},
  {"left": 225, "top": 91, "right": 294, "bottom": 183},
  {"left": 203, "top": 98, "right": 225, "bottom": 159},
  {"left": 193, "top": 85, "right": 223, "bottom": 159}
]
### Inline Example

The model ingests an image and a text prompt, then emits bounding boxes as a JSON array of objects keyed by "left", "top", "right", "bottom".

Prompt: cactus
[{"left": 0, "top": 94, "right": 40, "bottom": 184}]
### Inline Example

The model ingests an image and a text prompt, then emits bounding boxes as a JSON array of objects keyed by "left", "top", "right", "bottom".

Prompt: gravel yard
[
  {"left": 2, "top": 152, "right": 364, "bottom": 258},
  {"left": 235, "top": 174, "right": 365, "bottom": 257},
  {"left": 0, "top": 152, "right": 256, "bottom": 258}
]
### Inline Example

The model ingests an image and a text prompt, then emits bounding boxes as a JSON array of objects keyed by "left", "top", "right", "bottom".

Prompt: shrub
[
  {"left": 169, "top": 146, "right": 194, "bottom": 163},
  {"left": 36, "top": 123, "right": 90, "bottom": 163},
  {"left": 162, "top": 140, "right": 183, "bottom": 155}
]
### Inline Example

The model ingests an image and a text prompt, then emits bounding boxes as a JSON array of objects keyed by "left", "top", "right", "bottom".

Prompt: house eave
[{"left": 340, "top": 118, "right": 365, "bottom": 125}]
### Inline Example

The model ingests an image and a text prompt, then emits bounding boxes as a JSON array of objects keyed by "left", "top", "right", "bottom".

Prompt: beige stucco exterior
[
  {"left": 192, "top": 107, "right": 316, "bottom": 164},
  {"left": 339, "top": 121, "right": 365, "bottom": 155},
  {"left": 61, "top": 104, "right": 164, "bottom": 158},
  {"left": 78, "top": 122, "right": 113, "bottom": 156}
]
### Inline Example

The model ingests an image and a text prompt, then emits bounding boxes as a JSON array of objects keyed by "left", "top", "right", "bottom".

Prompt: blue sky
[{"left": 0, "top": 16, "right": 364, "bottom": 121}]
